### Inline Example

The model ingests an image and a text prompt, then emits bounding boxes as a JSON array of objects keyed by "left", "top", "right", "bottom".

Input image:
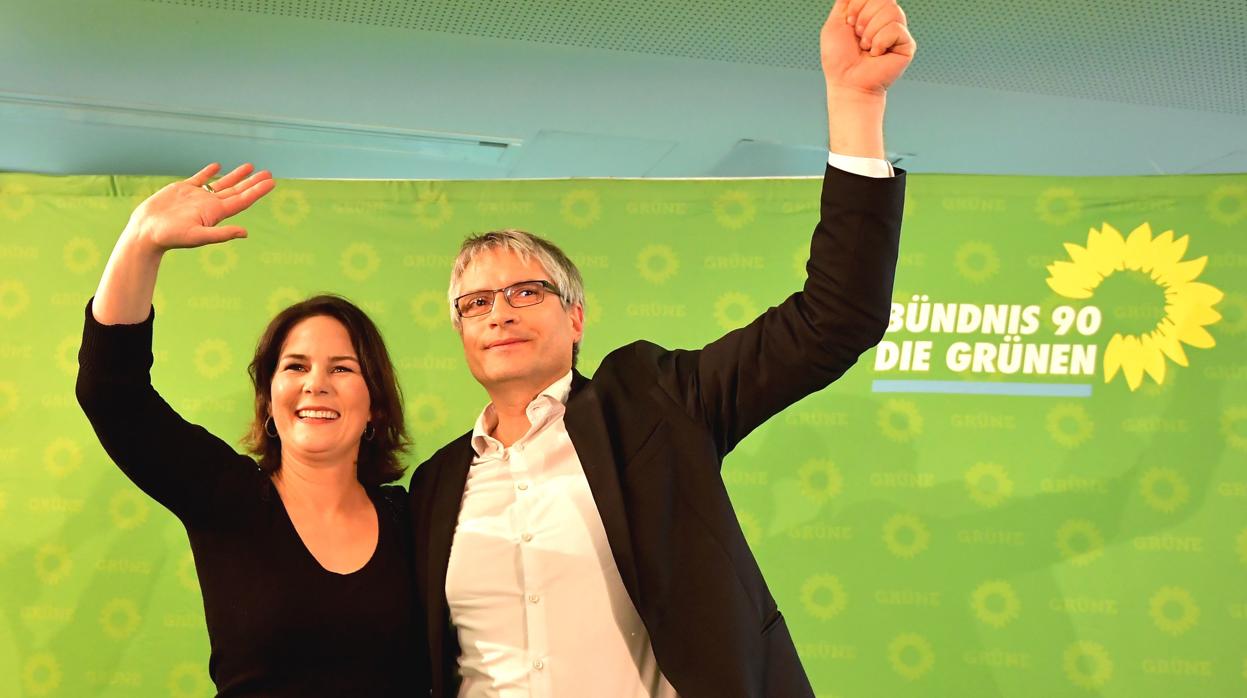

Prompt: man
[{"left": 409, "top": 1, "right": 915, "bottom": 695}]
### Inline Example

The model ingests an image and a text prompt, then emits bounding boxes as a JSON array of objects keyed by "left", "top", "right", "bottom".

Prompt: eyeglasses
[{"left": 454, "top": 279, "right": 562, "bottom": 318}]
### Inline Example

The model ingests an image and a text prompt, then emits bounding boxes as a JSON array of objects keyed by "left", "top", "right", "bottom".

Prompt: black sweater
[{"left": 76, "top": 301, "right": 421, "bottom": 697}]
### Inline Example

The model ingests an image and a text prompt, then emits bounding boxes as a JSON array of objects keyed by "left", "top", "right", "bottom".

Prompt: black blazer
[{"left": 409, "top": 165, "right": 905, "bottom": 697}]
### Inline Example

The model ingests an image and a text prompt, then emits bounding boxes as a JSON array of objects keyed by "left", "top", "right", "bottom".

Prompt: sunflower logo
[
  {"left": 99, "top": 597, "right": 142, "bottom": 639},
  {"left": 582, "top": 291, "right": 603, "bottom": 328},
  {"left": 970, "top": 580, "right": 1021, "bottom": 628},
  {"left": 177, "top": 551, "right": 199, "bottom": 591},
  {"left": 1207, "top": 184, "right": 1247, "bottom": 226},
  {"left": 0, "top": 380, "right": 18, "bottom": 418},
  {"left": 800, "top": 574, "right": 848, "bottom": 621},
  {"left": 55, "top": 335, "right": 79, "bottom": 376},
  {"left": 270, "top": 189, "right": 311, "bottom": 227},
  {"left": 0, "top": 279, "right": 31, "bottom": 320},
  {"left": 193, "top": 339, "right": 232, "bottom": 379},
  {"left": 265, "top": 287, "right": 304, "bottom": 316},
  {"left": 1063, "top": 641, "right": 1113, "bottom": 690},
  {"left": 21, "top": 652, "right": 61, "bottom": 696},
  {"left": 1045, "top": 403, "right": 1094, "bottom": 448},
  {"left": 877, "top": 399, "right": 923, "bottom": 442},
  {"left": 797, "top": 459, "right": 843, "bottom": 504},
  {"left": 1056, "top": 519, "right": 1105, "bottom": 567},
  {"left": 1216, "top": 292, "right": 1247, "bottom": 335},
  {"left": 883, "top": 513, "right": 930, "bottom": 558},
  {"left": 887, "top": 633, "right": 935, "bottom": 680},
  {"left": 792, "top": 245, "right": 807, "bottom": 280},
  {"left": 340, "top": 242, "right": 381, "bottom": 282},
  {"left": 954, "top": 241, "right": 1001, "bottom": 283},
  {"left": 713, "top": 190, "right": 757, "bottom": 230},
  {"left": 409, "top": 291, "right": 447, "bottom": 330},
  {"left": 0, "top": 182, "right": 35, "bottom": 221},
  {"left": 1222, "top": 406, "right": 1247, "bottom": 452},
  {"left": 168, "top": 661, "right": 209, "bottom": 698},
  {"left": 35, "top": 543, "right": 72, "bottom": 585},
  {"left": 561, "top": 189, "right": 601, "bottom": 229},
  {"left": 636, "top": 245, "right": 679, "bottom": 284},
  {"left": 198, "top": 244, "right": 239, "bottom": 278},
  {"left": 62, "top": 237, "right": 101, "bottom": 274},
  {"left": 1139, "top": 467, "right": 1190, "bottom": 513},
  {"left": 736, "top": 510, "right": 762, "bottom": 548},
  {"left": 109, "top": 489, "right": 150, "bottom": 530},
  {"left": 1046, "top": 222, "right": 1223, "bottom": 391},
  {"left": 1036, "top": 187, "right": 1082, "bottom": 226},
  {"left": 43, "top": 438, "right": 81, "bottom": 479},
  {"left": 1148, "top": 587, "right": 1199, "bottom": 636},
  {"left": 407, "top": 394, "right": 449, "bottom": 435},
  {"left": 413, "top": 186, "right": 454, "bottom": 230},
  {"left": 169, "top": 662, "right": 211, "bottom": 698},
  {"left": 712, "top": 292, "right": 758, "bottom": 331},
  {"left": 965, "top": 462, "right": 1013, "bottom": 508}
]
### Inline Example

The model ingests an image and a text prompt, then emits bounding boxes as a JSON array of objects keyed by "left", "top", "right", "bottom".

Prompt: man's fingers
[
  {"left": 187, "top": 163, "right": 221, "bottom": 187},
  {"left": 844, "top": 0, "right": 867, "bottom": 27},
  {"left": 209, "top": 163, "right": 255, "bottom": 192},
  {"left": 859, "top": 3, "right": 905, "bottom": 48},
  {"left": 869, "top": 22, "right": 915, "bottom": 57},
  {"left": 829, "top": 0, "right": 851, "bottom": 22},
  {"left": 220, "top": 177, "right": 276, "bottom": 217}
]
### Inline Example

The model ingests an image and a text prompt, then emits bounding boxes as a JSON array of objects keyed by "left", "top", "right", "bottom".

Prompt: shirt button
[
  {"left": 517, "top": 482, "right": 529, "bottom": 491},
  {"left": 521, "top": 533, "right": 533, "bottom": 542},
  {"left": 528, "top": 594, "right": 541, "bottom": 604},
  {"left": 533, "top": 659, "right": 544, "bottom": 670}
]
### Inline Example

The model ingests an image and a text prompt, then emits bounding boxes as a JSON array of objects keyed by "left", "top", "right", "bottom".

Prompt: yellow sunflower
[{"left": 1046, "top": 222, "right": 1223, "bottom": 391}]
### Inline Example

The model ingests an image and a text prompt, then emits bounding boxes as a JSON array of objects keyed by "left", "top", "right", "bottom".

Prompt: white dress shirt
[
  {"left": 445, "top": 153, "right": 891, "bottom": 698},
  {"left": 446, "top": 371, "right": 677, "bottom": 698}
]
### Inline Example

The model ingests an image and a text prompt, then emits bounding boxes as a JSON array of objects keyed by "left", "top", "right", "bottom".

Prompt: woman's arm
[{"left": 78, "top": 162, "right": 275, "bottom": 522}]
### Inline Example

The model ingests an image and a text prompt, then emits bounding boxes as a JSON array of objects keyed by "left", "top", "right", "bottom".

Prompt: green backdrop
[{"left": 1, "top": 170, "right": 1244, "bottom": 697}]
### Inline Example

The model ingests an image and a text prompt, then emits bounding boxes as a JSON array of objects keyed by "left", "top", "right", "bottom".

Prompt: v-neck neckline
[{"left": 271, "top": 484, "right": 382, "bottom": 577}]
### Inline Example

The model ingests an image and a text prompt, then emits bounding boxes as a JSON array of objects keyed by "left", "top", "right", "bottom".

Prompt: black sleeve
[
  {"left": 75, "top": 299, "right": 260, "bottom": 525},
  {"left": 654, "top": 165, "right": 904, "bottom": 458}
]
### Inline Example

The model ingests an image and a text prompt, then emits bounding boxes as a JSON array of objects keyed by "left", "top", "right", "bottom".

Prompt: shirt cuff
[{"left": 827, "top": 151, "right": 894, "bottom": 178}]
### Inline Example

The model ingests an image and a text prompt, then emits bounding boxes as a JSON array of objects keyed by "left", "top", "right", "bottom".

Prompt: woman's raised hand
[
  {"left": 128, "top": 163, "right": 275, "bottom": 251},
  {"left": 92, "top": 163, "right": 276, "bottom": 324}
]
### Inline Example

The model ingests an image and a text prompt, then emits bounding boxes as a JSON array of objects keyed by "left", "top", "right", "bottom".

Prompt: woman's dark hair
[{"left": 243, "top": 294, "right": 410, "bottom": 486}]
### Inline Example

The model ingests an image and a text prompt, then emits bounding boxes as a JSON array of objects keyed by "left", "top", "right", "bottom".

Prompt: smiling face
[
  {"left": 268, "top": 315, "right": 372, "bottom": 467},
  {"left": 456, "top": 248, "right": 583, "bottom": 398}
]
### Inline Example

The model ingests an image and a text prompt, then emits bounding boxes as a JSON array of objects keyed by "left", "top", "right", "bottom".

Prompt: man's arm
[
  {"left": 640, "top": 1, "right": 915, "bottom": 457},
  {"left": 823, "top": 0, "right": 915, "bottom": 159}
]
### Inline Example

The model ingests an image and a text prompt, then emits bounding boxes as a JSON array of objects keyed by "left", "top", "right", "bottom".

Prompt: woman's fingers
[
  {"left": 215, "top": 169, "right": 271, "bottom": 199},
  {"left": 189, "top": 224, "right": 248, "bottom": 245},
  {"left": 208, "top": 163, "right": 255, "bottom": 193},
  {"left": 220, "top": 176, "right": 276, "bottom": 217},
  {"left": 186, "top": 163, "right": 222, "bottom": 187}
]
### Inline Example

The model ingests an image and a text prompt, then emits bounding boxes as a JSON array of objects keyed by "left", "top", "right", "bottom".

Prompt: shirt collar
[{"left": 470, "top": 370, "right": 574, "bottom": 457}]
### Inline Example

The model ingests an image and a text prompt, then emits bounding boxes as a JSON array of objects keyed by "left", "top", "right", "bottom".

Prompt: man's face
[{"left": 455, "top": 248, "right": 583, "bottom": 395}]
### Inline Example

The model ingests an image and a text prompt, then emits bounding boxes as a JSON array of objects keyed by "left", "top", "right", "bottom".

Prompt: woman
[{"left": 75, "top": 163, "right": 425, "bottom": 695}]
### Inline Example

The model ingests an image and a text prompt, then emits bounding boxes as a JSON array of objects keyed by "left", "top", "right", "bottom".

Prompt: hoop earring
[
  {"left": 265, "top": 416, "right": 279, "bottom": 438},
  {"left": 362, "top": 422, "right": 376, "bottom": 442}
]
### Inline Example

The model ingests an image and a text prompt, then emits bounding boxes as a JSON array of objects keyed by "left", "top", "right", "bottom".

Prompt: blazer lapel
[
  {"left": 563, "top": 371, "right": 641, "bottom": 604},
  {"left": 424, "top": 436, "right": 473, "bottom": 689}
]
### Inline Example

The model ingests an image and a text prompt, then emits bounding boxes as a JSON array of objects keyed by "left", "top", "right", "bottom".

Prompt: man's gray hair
[{"left": 448, "top": 229, "right": 586, "bottom": 364}]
